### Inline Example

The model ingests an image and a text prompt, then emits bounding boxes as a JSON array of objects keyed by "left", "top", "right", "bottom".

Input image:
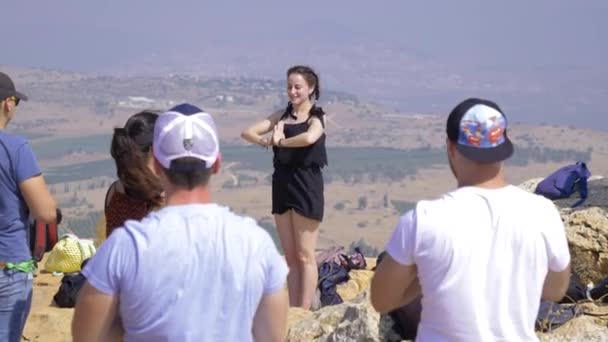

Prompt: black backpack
[{"left": 52, "top": 258, "right": 89, "bottom": 308}]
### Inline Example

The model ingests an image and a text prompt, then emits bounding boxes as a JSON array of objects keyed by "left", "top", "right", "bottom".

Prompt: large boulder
[
  {"left": 286, "top": 290, "right": 404, "bottom": 342},
  {"left": 337, "top": 269, "right": 374, "bottom": 302},
  {"left": 518, "top": 177, "right": 608, "bottom": 285},
  {"left": 560, "top": 207, "right": 608, "bottom": 284}
]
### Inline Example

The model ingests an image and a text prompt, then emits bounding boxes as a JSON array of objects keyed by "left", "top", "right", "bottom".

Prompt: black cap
[
  {"left": 446, "top": 98, "right": 514, "bottom": 163},
  {"left": 0, "top": 72, "right": 28, "bottom": 102}
]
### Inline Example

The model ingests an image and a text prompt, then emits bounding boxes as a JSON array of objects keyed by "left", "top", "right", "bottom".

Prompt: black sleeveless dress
[{"left": 272, "top": 120, "right": 327, "bottom": 221}]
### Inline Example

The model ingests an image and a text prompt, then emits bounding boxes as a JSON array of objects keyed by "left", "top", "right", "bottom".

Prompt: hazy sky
[
  {"left": 3, "top": 1, "right": 606, "bottom": 71},
  {"left": 2, "top": 1, "right": 607, "bottom": 128}
]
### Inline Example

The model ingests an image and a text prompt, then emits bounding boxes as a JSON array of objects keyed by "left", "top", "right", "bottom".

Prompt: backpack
[
  {"left": 53, "top": 258, "right": 90, "bottom": 308},
  {"left": 45, "top": 234, "right": 96, "bottom": 273},
  {"left": 535, "top": 162, "right": 591, "bottom": 207},
  {"left": 53, "top": 273, "right": 87, "bottom": 308},
  {"left": 317, "top": 261, "right": 350, "bottom": 306},
  {"left": 535, "top": 301, "right": 582, "bottom": 332},
  {"left": 316, "top": 246, "right": 367, "bottom": 271},
  {"left": 316, "top": 246, "right": 348, "bottom": 267},
  {"left": 560, "top": 272, "right": 588, "bottom": 303},
  {"left": 29, "top": 218, "right": 60, "bottom": 262},
  {"left": 388, "top": 296, "right": 422, "bottom": 341},
  {"left": 589, "top": 275, "right": 608, "bottom": 303}
]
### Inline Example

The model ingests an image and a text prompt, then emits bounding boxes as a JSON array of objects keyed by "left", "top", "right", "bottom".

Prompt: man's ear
[
  {"left": 211, "top": 153, "right": 222, "bottom": 174},
  {"left": 446, "top": 138, "right": 455, "bottom": 151}
]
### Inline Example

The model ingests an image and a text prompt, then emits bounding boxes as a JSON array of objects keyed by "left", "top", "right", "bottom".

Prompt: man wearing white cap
[{"left": 73, "top": 104, "right": 289, "bottom": 342}]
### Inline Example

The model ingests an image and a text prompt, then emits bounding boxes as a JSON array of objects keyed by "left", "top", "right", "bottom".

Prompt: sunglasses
[{"left": 7, "top": 96, "right": 20, "bottom": 106}]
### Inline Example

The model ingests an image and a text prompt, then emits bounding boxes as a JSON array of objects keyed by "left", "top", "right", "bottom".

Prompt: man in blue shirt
[
  {"left": 74, "top": 104, "right": 289, "bottom": 342},
  {"left": 0, "top": 72, "right": 58, "bottom": 342}
]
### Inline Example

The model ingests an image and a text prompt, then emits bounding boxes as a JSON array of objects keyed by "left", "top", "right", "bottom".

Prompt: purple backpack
[{"left": 535, "top": 162, "right": 591, "bottom": 207}]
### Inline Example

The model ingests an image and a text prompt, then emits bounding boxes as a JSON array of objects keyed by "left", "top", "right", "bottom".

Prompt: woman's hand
[
  {"left": 258, "top": 136, "right": 271, "bottom": 148},
  {"left": 272, "top": 121, "right": 285, "bottom": 146}
]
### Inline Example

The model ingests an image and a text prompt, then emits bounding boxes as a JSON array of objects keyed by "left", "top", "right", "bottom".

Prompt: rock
[
  {"left": 560, "top": 207, "right": 608, "bottom": 284},
  {"left": 288, "top": 307, "right": 314, "bottom": 329},
  {"left": 518, "top": 177, "right": 545, "bottom": 193},
  {"left": 286, "top": 290, "right": 404, "bottom": 342},
  {"left": 553, "top": 176, "right": 608, "bottom": 211},
  {"left": 337, "top": 270, "right": 374, "bottom": 302},
  {"left": 538, "top": 315, "right": 608, "bottom": 342},
  {"left": 517, "top": 177, "right": 608, "bottom": 285}
]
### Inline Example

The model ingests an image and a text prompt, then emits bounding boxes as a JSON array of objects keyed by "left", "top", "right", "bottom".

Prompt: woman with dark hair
[
  {"left": 102, "top": 110, "right": 163, "bottom": 239},
  {"left": 241, "top": 65, "right": 327, "bottom": 309}
]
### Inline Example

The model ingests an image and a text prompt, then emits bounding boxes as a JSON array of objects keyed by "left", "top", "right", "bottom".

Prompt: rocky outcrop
[
  {"left": 286, "top": 290, "right": 404, "bottom": 342},
  {"left": 560, "top": 207, "right": 608, "bottom": 284},
  {"left": 519, "top": 177, "right": 608, "bottom": 285}
]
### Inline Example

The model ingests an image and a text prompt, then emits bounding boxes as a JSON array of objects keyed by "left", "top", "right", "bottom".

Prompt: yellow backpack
[{"left": 45, "top": 234, "right": 96, "bottom": 274}]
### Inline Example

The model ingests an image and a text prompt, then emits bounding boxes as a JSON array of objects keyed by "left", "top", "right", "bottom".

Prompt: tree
[{"left": 358, "top": 196, "right": 368, "bottom": 210}]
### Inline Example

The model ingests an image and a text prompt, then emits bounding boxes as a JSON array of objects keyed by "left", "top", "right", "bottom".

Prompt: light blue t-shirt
[
  {"left": 83, "top": 203, "right": 288, "bottom": 342},
  {"left": 0, "top": 132, "right": 41, "bottom": 262}
]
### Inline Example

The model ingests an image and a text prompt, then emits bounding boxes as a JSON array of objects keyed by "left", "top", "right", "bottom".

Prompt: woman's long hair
[{"left": 110, "top": 110, "right": 163, "bottom": 207}]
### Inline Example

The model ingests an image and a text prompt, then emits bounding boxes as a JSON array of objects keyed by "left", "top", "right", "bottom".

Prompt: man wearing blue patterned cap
[
  {"left": 371, "top": 98, "right": 572, "bottom": 341},
  {"left": 73, "top": 103, "right": 289, "bottom": 342}
]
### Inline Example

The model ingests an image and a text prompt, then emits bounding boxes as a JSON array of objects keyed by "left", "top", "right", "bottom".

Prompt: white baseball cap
[{"left": 153, "top": 103, "right": 220, "bottom": 170}]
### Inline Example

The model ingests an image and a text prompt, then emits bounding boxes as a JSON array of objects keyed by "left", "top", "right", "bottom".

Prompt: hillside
[{"left": 3, "top": 66, "right": 608, "bottom": 250}]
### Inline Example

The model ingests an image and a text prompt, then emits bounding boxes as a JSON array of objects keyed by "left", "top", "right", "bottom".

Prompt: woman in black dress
[{"left": 241, "top": 65, "right": 327, "bottom": 309}]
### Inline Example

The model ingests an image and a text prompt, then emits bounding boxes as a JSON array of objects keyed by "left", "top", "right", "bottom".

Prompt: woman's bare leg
[
  {"left": 292, "top": 211, "right": 321, "bottom": 310},
  {"left": 274, "top": 211, "right": 299, "bottom": 306}
]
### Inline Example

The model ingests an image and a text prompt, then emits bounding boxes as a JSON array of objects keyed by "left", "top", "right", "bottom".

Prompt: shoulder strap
[
  {"left": 45, "top": 222, "right": 58, "bottom": 252},
  {"left": 31, "top": 220, "right": 47, "bottom": 262},
  {"left": 306, "top": 114, "right": 325, "bottom": 128}
]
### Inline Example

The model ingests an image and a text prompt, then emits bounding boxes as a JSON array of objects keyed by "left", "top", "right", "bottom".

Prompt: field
[{"left": 5, "top": 67, "right": 607, "bottom": 251}]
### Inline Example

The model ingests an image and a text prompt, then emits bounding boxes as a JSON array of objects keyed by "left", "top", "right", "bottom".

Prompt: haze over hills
[{"left": 2, "top": 1, "right": 607, "bottom": 128}]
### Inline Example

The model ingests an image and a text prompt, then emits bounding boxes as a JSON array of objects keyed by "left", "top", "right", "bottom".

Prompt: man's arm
[
  {"left": 252, "top": 288, "right": 289, "bottom": 342},
  {"left": 541, "top": 202, "right": 572, "bottom": 302},
  {"left": 371, "top": 255, "right": 419, "bottom": 313},
  {"left": 542, "top": 264, "right": 571, "bottom": 302},
  {"left": 19, "top": 175, "right": 57, "bottom": 223},
  {"left": 72, "top": 282, "right": 122, "bottom": 342}
]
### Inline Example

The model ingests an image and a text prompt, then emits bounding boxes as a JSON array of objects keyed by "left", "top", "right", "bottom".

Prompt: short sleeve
[
  {"left": 15, "top": 142, "right": 41, "bottom": 183},
  {"left": 261, "top": 233, "right": 289, "bottom": 295},
  {"left": 542, "top": 203, "right": 571, "bottom": 272},
  {"left": 385, "top": 209, "right": 417, "bottom": 266},
  {"left": 81, "top": 228, "right": 135, "bottom": 295}
]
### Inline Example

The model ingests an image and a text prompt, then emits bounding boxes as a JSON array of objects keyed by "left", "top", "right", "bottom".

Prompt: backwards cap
[{"left": 153, "top": 103, "right": 219, "bottom": 170}]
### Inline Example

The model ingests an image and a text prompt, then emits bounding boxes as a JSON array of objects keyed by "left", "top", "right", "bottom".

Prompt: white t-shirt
[
  {"left": 386, "top": 185, "right": 570, "bottom": 342},
  {"left": 83, "top": 203, "right": 288, "bottom": 342}
]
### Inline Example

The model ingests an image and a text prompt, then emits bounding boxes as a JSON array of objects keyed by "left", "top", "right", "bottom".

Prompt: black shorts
[{"left": 272, "top": 165, "right": 324, "bottom": 221}]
